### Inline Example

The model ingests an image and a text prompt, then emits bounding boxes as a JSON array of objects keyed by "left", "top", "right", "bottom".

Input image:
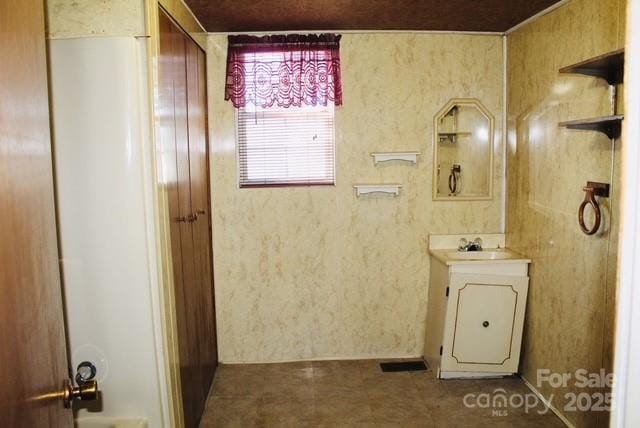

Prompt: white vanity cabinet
[{"left": 424, "top": 235, "right": 531, "bottom": 379}]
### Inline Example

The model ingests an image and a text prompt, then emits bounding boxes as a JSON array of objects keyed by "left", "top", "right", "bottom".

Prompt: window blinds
[{"left": 237, "top": 104, "right": 335, "bottom": 187}]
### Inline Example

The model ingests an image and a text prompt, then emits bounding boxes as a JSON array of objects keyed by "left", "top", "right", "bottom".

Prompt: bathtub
[{"left": 75, "top": 418, "right": 147, "bottom": 428}]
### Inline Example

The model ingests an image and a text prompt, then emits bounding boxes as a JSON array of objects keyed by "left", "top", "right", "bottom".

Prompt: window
[
  {"left": 237, "top": 103, "right": 335, "bottom": 187},
  {"left": 224, "top": 34, "right": 342, "bottom": 188}
]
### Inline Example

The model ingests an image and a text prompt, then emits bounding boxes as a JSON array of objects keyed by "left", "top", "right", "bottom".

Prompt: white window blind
[{"left": 237, "top": 103, "right": 336, "bottom": 187}]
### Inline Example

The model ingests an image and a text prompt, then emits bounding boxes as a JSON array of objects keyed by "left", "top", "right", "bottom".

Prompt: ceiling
[{"left": 185, "top": 0, "right": 563, "bottom": 33}]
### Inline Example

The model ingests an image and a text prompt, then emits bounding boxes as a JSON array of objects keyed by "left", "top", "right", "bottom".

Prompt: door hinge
[
  {"left": 445, "top": 286, "right": 449, "bottom": 297},
  {"left": 439, "top": 346, "right": 443, "bottom": 355}
]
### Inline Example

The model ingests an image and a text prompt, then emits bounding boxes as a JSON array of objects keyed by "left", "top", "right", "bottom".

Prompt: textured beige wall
[
  {"left": 506, "top": 0, "right": 625, "bottom": 426},
  {"left": 208, "top": 33, "right": 505, "bottom": 363},
  {"left": 45, "top": 0, "right": 146, "bottom": 38},
  {"left": 45, "top": 0, "right": 205, "bottom": 46}
]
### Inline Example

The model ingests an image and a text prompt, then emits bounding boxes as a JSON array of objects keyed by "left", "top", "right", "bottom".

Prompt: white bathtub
[{"left": 75, "top": 418, "right": 147, "bottom": 428}]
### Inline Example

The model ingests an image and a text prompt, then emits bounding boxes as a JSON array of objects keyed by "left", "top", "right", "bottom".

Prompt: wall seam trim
[
  {"left": 207, "top": 29, "right": 504, "bottom": 36},
  {"left": 502, "top": 34, "right": 508, "bottom": 234},
  {"left": 176, "top": 0, "right": 207, "bottom": 33},
  {"left": 504, "top": 0, "right": 571, "bottom": 34},
  {"left": 521, "top": 376, "right": 575, "bottom": 428}
]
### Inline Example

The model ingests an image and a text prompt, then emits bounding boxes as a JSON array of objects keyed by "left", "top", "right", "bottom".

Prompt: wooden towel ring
[
  {"left": 578, "top": 182, "right": 610, "bottom": 236},
  {"left": 578, "top": 187, "right": 601, "bottom": 235}
]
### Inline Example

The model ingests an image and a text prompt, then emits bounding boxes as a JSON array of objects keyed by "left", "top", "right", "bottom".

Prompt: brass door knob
[{"left": 63, "top": 379, "right": 98, "bottom": 408}]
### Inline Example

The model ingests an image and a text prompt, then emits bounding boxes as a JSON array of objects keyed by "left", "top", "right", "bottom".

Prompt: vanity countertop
[{"left": 429, "top": 248, "right": 532, "bottom": 266}]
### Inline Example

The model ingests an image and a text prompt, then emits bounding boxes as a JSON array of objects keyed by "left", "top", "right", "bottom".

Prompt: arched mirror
[{"left": 433, "top": 98, "right": 494, "bottom": 200}]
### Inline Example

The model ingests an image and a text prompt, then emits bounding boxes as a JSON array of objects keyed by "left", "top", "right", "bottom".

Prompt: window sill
[{"left": 240, "top": 182, "right": 336, "bottom": 189}]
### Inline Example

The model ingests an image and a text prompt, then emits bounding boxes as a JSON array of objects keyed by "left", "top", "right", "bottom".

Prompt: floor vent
[{"left": 379, "top": 360, "right": 428, "bottom": 372}]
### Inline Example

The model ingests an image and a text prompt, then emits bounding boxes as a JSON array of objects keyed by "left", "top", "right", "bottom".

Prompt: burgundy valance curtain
[{"left": 224, "top": 34, "right": 342, "bottom": 108}]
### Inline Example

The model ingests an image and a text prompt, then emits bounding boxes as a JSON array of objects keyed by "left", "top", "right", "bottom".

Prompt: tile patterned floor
[{"left": 200, "top": 359, "right": 566, "bottom": 427}]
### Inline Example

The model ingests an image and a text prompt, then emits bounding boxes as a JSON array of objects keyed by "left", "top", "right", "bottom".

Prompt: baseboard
[
  {"left": 521, "top": 375, "right": 575, "bottom": 428},
  {"left": 219, "top": 353, "right": 423, "bottom": 365}
]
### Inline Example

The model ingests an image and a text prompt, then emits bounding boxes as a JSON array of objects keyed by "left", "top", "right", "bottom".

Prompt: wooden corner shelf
[
  {"left": 353, "top": 184, "right": 402, "bottom": 197},
  {"left": 370, "top": 152, "right": 420, "bottom": 164},
  {"left": 558, "top": 49, "right": 625, "bottom": 140},
  {"left": 558, "top": 115, "right": 624, "bottom": 139},
  {"left": 559, "top": 49, "right": 625, "bottom": 85}
]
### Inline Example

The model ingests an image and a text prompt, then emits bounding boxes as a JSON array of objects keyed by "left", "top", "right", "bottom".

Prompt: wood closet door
[
  {"left": 159, "top": 9, "right": 217, "bottom": 428},
  {"left": 158, "top": 11, "right": 200, "bottom": 428},
  {"left": 185, "top": 37, "right": 218, "bottom": 397}
]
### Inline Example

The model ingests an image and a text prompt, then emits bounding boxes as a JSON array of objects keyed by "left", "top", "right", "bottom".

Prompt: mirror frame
[{"left": 432, "top": 98, "right": 495, "bottom": 201}]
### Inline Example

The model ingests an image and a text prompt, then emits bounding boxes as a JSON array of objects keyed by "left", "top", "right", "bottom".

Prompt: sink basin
[
  {"left": 446, "top": 251, "right": 515, "bottom": 260},
  {"left": 428, "top": 235, "right": 531, "bottom": 269},
  {"left": 429, "top": 242, "right": 531, "bottom": 266}
]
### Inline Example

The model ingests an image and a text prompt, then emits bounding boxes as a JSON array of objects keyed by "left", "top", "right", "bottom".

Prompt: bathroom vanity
[{"left": 424, "top": 234, "right": 531, "bottom": 379}]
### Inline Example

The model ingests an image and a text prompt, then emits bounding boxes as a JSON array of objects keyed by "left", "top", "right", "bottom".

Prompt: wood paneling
[
  {"left": 0, "top": 0, "right": 73, "bottom": 426},
  {"left": 198, "top": 46, "right": 218, "bottom": 381},
  {"left": 185, "top": 0, "right": 562, "bottom": 33},
  {"left": 186, "top": 38, "right": 219, "bottom": 398},
  {"left": 158, "top": 8, "right": 218, "bottom": 428},
  {"left": 158, "top": 12, "right": 196, "bottom": 428}
]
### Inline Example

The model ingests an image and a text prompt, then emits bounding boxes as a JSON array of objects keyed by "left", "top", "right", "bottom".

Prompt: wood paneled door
[
  {"left": 0, "top": 0, "right": 74, "bottom": 426},
  {"left": 158, "top": 8, "right": 218, "bottom": 428}
]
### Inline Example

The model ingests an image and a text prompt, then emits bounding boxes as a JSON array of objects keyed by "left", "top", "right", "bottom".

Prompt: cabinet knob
[{"left": 482, "top": 321, "right": 489, "bottom": 328}]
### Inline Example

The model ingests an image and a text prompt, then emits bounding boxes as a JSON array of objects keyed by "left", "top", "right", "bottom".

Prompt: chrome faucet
[{"left": 458, "top": 237, "right": 483, "bottom": 252}]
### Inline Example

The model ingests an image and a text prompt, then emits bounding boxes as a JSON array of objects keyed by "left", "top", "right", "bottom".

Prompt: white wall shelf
[
  {"left": 353, "top": 184, "right": 402, "bottom": 197},
  {"left": 370, "top": 151, "right": 420, "bottom": 164}
]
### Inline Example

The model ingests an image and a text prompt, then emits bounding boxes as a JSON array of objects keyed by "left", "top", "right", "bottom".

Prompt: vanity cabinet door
[
  {"left": 441, "top": 273, "right": 529, "bottom": 374},
  {"left": 453, "top": 282, "right": 517, "bottom": 364}
]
